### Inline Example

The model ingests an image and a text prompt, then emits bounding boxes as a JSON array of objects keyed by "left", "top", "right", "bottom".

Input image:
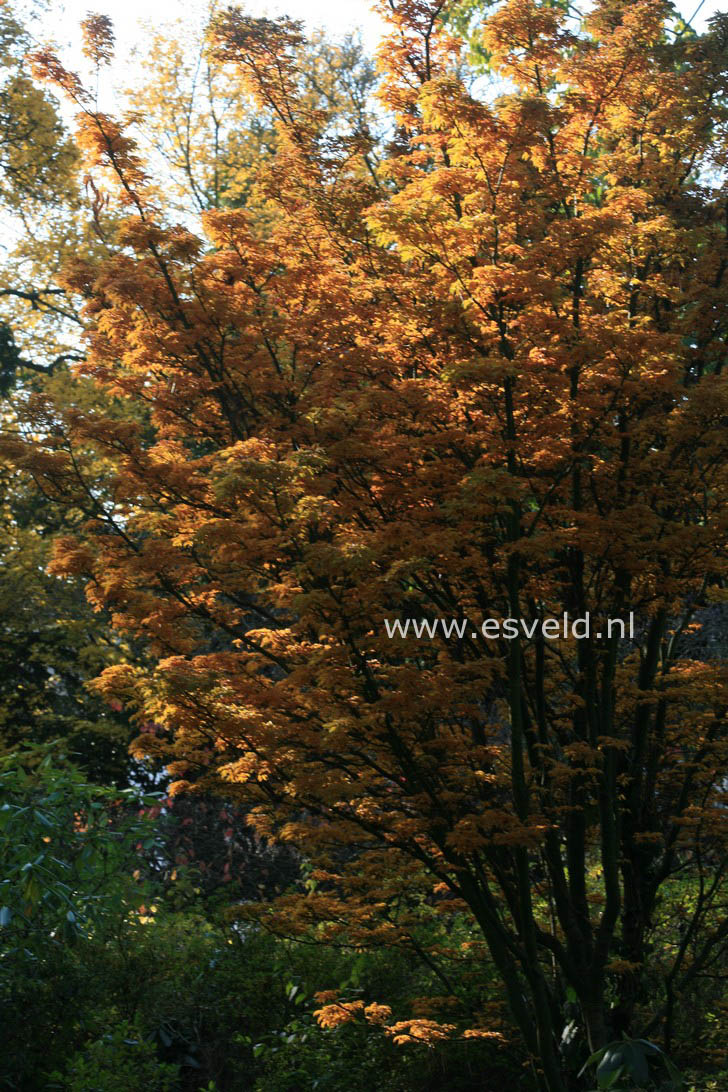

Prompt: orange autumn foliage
[{"left": 11, "top": 3, "right": 728, "bottom": 1089}]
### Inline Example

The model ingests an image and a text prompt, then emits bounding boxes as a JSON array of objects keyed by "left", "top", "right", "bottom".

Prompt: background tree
[
  {"left": 0, "top": 2, "right": 149, "bottom": 785},
  {"left": 0, "top": 0, "right": 89, "bottom": 377},
  {"left": 126, "top": 10, "right": 378, "bottom": 216}
]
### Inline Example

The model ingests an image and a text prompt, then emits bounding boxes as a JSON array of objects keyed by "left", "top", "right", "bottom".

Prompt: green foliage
[
  {"left": 581, "top": 1037, "right": 684, "bottom": 1092},
  {"left": 0, "top": 516, "right": 141, "bottom": 784},
  {"left": 50, "top": 1021, "right": 179, "bottom": 1092},
  {"left": 0, "top": 378, "right": 159, "bottom": 788},
  {"left": 0, "top": 744, "right": 163, "bottom": 1088},
  {"left": 0, "top": 754, "right": 707, "bottom": 1092},
  {"left": 0, "top": 5, "right": 77, "bottom": 208},
  {"left": 0, "top": 1, "right": 89, "bottom": 374},
  {"left": 0, "top": 846, "right": 523, "bottom": 1092},
  {"left": 0, "top": 743, "right": 157, "bottom": 944},
  {"left": 441, "top": 0, "right": 500, "bottom": 70},
  {"left": 251, "top": 1019, "right": 419, "bottom": 1092}
]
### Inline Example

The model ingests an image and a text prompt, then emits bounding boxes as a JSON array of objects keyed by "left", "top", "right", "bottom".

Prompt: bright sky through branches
[
  {"left": 42, "top": 0, "right": 386, "bottom": 64},
  {"left": 38, "top": 0, "right": 726, "bottom": 73}
]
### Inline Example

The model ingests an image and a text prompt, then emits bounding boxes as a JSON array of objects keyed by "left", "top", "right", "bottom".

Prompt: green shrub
[{"left": 51, "top": 1020, "right": 179, "bottom": 1092}]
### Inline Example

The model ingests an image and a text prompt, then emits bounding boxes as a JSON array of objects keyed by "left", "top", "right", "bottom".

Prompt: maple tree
[
  {"left": 11, "top": 1, "right": 728, "bottom": 1088},
  {"left": 0, "top": 3, "right": 377, "bottom": 789}
]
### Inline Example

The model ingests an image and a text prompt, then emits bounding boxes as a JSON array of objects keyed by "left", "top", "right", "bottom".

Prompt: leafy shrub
[
  {"left": 581, "top": 1036, "right": 684, "bottom": 1091},
  {"left": 50, "top": 1020, "right": 179, "bottom": 1092}
]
